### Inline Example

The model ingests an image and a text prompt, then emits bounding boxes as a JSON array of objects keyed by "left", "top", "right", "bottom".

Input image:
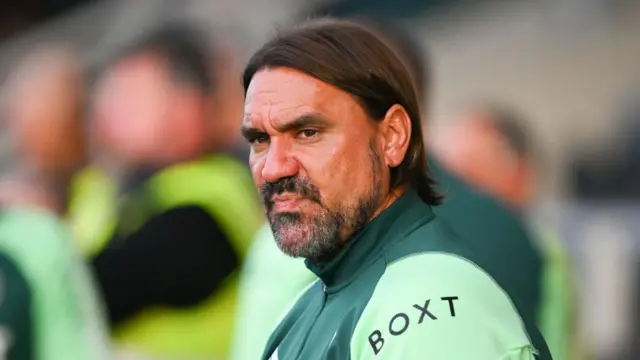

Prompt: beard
[{"left": 260, "top": 142, "right": 383, "bottom": 263}]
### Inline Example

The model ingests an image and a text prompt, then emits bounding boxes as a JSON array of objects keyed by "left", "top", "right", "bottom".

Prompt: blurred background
[{"left": 0, "top": 0, "right": 639, "bottom": 359}]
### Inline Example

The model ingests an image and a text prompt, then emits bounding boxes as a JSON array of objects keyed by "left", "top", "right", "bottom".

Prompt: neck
[
  {"left": 0, "top": 167, "right": 68, "bottom": 214},
  {"left": 305, "top": 187, "right": 433, "bottom": 289},
  {"left": 369, "top": 186, "right": 407, "bottom": 222}
]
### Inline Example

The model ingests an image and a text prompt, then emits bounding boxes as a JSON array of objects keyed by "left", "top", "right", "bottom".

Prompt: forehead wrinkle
[
  {"left": 245, "top": 101, "right": 319, "bottom": 134},
  {"left": 242, "top": 99, "right": 279, "bottom": 132},
  {"left": 266, "top": 103, "right": 319, "bottom": 131},
  {"left": 243, "top": 68, "right": 361, "bottom": 133}
]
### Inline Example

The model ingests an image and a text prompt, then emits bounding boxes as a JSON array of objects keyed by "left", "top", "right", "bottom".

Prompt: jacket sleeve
[{"left": 350, "top": 253, "right": 539, "bottom": 360}]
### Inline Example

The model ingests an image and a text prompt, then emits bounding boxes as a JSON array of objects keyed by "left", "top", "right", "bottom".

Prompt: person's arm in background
[
  {"left": 92, "top": 205, "right": 239, "bottom": 325},
  {"left": 350, "top": 253, "right": 539, "bottom": 360},
  {"left": 0, "top": 253, "right": 34, "bottom": 360}
]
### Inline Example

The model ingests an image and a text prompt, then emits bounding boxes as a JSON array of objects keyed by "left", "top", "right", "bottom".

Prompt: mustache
[{"left": 260, "top": 177, "right": 322, "bottom": 210}]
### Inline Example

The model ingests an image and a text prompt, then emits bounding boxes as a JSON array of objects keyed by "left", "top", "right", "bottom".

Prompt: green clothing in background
[
  {"left": 229, "top": 224, "right": 314, "bottom": 360},
  {"left": 261, "top": 190, "right": 550, "bottom": 359},
  {"left": 535, "top": 225, "right": 584, "bottom": 360},
  {"left": 0, "top": 208, "right": 110, "bottom": 360}
]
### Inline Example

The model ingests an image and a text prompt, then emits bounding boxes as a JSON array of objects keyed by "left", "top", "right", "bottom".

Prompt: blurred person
[
  {"left": 0, "top": 46, "right": 110, "bottom": 359},
  {"left": 230, "top": 17, "right": 555, "bottom": 360},
  {"left": 432, "top": 105, "right": 584, "bottom": 360},
  {"left": 431, "top": 105, "right": 535, "bottom": 208},
  {"left": 238, "top": 18, "right": 551, "bottom": 360},
  {"left": 204, "top": 39, "right": 249, "bottom": 162},
  {"left": 67, "top": 22, "right": 262, "bottom": 359},
  {"left": 0, "top": 45, "right": 86, "bottom": 211}
]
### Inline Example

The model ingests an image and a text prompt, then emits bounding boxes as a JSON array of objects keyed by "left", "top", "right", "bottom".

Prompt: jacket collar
[{"left": 305, "top": 188, "right": 435, "bottom": 292}]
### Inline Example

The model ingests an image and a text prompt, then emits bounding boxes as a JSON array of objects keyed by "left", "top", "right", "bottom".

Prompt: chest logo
[{"left": 368, "top": 296, "right": 459, "bottom": 355}]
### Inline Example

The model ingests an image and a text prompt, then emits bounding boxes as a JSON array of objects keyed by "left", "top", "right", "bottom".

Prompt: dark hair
[
  {"left": 301, "top": 1, "right": 429, "bottom": 97},
  {"left": 243, "top": 18, "right": 442, "bottom": 205},
  {"left": 108, "top": 21, "right": 215, "bottom": 94}
]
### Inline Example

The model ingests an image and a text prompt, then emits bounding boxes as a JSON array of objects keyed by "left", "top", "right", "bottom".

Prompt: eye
[
  {"left": 248, "top": 134, "right": 269, "bottom": 145},
  {"left": 298, "top": 129, "right": 319, "bottom": 139}
]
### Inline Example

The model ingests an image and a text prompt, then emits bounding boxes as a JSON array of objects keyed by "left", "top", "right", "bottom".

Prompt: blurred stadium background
[{"left": 1, "top": 0, "right": 640, "bottom": 359}]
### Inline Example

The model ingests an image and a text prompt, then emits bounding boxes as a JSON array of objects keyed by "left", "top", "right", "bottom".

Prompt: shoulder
[
  {"left": 0, "top": 208, "right": 75, "bottom": 285},
  {"left": 372, "top": 252, "right": 522, "bottom": 323},
  {"left": 384, "top": 216, "right": 471, "bottom": 261},
  {"left": 0, "top": 208, "right": 69, "bottom": 249},
  {"left": 350, "top": 252, "right": 537, "bottom": 359}
]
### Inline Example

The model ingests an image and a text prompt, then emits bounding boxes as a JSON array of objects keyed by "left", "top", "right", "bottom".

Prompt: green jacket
[
  {"left": 262, "top": 189, "right": 551, "bottom": 360},
  {"left": 232, "top": 156, "right": 576, "bottom": 359},
  {"left": 0, "top": 207, "right": 111, "bottom": 360}
]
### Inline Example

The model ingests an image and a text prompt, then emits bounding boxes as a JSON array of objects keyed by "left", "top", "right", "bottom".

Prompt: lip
[
  {"left": 272, "top": 193, "right": 299, "bottom": 202},
  {"left": 271, "top": 194, "right": 306, "bottom": 212},
  {"left": 273, "top": 199, "right": 302, "bottom": 212}
]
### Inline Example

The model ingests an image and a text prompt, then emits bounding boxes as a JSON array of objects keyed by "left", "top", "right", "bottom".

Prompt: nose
[{"left": 260, "top": 138, "right": 299, "bottom": 183}]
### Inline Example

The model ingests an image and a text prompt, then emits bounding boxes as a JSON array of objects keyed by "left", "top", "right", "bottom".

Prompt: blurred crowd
[{"left": 0, "top": 1, "right": 639, "bottom": 360}]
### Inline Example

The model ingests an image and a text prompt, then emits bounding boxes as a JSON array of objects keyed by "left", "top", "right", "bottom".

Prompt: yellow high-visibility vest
[{"left": 67, "top": 154, "right": 263, "bottom": 358}]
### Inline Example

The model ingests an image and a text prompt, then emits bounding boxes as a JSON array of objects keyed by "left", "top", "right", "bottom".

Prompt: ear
[{"left": 378, "top": 104, "right": 412, "bottom": 168}]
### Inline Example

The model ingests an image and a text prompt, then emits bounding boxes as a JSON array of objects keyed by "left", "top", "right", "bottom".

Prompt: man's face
[
  {"left": 242, "top": 68, "right": 387, "bottom": 262},
  {"left": 9, "top": 61, "right": 84, "bottom": 171},
  {"left": 91, "top": 56, "right": 173, "bottom": 164},
  {"left": 432, "top": 114, "right": 533, "bottom": 206}
]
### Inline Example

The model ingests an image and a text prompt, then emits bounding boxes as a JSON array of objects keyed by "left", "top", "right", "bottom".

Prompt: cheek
[
  {"left": 249, "top": 153, "right": 266, "bottom": 189},
  {"left": 299, "top": 139, "right": 374, "bottom": 200}
]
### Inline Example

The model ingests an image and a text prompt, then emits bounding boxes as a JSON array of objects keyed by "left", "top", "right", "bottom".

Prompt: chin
[{"left": 272, "top": 224, "right": 312, "bottom": 255}]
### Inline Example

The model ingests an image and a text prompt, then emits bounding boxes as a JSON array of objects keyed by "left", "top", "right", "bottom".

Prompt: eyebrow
[{"left": 241, "top": 112, "right": 330, "bottom": 140}]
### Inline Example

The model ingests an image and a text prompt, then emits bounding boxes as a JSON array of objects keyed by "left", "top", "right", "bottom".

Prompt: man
[
  {"left": 1, "top": 45, "right": 87, "bottom": 211},
  {"left": 432, "top": 105, "right": 584, "bottom": 360},
  {"left": 230, "top": 19, "right": 551, "bottom": 360},
  {"left": 0, "top": 46, "right": 110, "bottom": 359},
  {"left": 67, "top": 22, "right": 262, "bottom": 359},
  {"left": 431, "top": 105, "right": 535, "bottom": 210},
  {"left": 240, "top": 19, "right": 551, "bottom": 359}
]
